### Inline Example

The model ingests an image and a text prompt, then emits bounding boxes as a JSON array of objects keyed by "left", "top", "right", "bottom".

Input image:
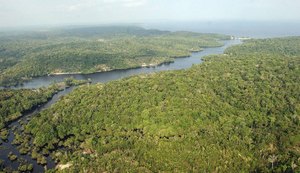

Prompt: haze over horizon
[{"left": 1, "top": 0, "right": 300, "bottom": 28}]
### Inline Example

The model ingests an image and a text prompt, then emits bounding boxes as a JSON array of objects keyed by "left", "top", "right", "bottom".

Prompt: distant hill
[
  {"left": 0, "top": 26, "right": 229, "bottom": 86},
  {"left": 55, "top": 26, "right": 170, "bottom": 37},
  {"left": 0, "top": 26, "right": 169, "bottom": 40},
  {"left": 22, "top": 37, "right": 300, "bottom": 172}
]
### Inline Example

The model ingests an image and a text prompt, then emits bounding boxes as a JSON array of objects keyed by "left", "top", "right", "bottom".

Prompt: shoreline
[
  {"left": 45, "top": 42, "right": 230, "bottom": 77},
  {"left": 47, "top": 53, "right": 200, "bottom": 76},
  {"left": 1, "top": 40, "right": 232, "bottom": 88},
  {"left": 0, "top": 87, "right": 76, "bottom": 172}
]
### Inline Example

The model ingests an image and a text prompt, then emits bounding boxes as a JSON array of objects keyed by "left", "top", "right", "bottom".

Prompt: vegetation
[
  {"left": 0, "top": 77, "right": 90, "bottom": 132},
  {"left": 0, "top": 26, "right": 229, "bottom": 86},
  {"left": 225, "top": 37, "right": 300, "bottom": 56},
  {"left": 0, "top": 85, "right": 61, "bottom": 130},
  {"left": 18, "top": 163, "right": 33, "bottom": 172},
  {"left": 8, "top": 152, "right": 17, "bottom": 161},
  {"left": 0, "top": 129, "right": 8, "bottom": 141},
  {"left": 0, "top": 77, "right": 94, "bottom": 172},
  {"left": 64, "top": 77, "right": 91, "bottom": 87},
  {"left": 15, "top": 37, "right": 299, "bottom": 172}
]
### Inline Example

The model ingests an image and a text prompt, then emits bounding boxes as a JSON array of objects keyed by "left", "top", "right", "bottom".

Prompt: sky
[{"left": 0, "top": 0, "right": 300, "bottom": 28}]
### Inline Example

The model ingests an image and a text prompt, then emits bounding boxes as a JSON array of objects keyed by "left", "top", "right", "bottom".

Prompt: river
[
  {"left": 0, "top": 87, "right": 74, "bottom": 172},
  {"left": 0, "top": 39, "right": 241, "bottom": 172},
  {"left": 12, "top": 39, "right": 241, "bottom": 89}
]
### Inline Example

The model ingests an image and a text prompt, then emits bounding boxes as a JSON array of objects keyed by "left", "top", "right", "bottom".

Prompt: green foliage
[
  {"left": 64, "top": 77, "right": 90, "bottom": 87},
  {"left": 17, "top": 163, "right": 33, "bottom": 172},
  {"left": 0, "top": 129, "right": 8, "bottom": 140},
  {"left": 23, "top": 37, "right": 300, "bottom": 172},
  {"left": 8, "top": 152, "right": 17, "bottom": 161},
  {"left": 225, "top": 37, "right": 300, "bottom": 56},
  {"left": 0, "top": 26, "right": 229, "bottom": 86},
  {"left": 0, "top": 85, "right": 60, "bottom": 129}
]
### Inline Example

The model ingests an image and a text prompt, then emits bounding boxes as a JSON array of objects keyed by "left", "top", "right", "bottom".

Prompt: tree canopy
[
  {"left": 0, "top": 26, "right": 229, "bottom": 86},
  {"left": 18, "top": 37, "right": 300, "bottom": 172}
]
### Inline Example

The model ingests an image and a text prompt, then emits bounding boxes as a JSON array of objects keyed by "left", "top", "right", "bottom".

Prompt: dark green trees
[
  {"left": 0, "top": 85, "right": 60, "bottom": 129},
  {"left": 0, "top": 27, "right": 229, "bottom": 86},
  {"left": 22, "top": 37, "right": 300, "bottom": 172}
]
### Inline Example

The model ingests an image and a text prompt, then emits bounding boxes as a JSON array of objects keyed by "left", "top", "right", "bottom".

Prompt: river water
[
  {"left": 0, "top": 87, "right": 74, "bottom": 172},
  {"left": 0, "top": 39, "right": 241, "bottom": 172},
  {"left": 13, "top": 39, "right": 241, "bottom": 89}
]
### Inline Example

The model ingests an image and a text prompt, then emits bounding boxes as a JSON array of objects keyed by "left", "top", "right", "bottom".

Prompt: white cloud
[
  {"left": 67, "top": 4, "right": 83, "bottom": 11},
  {"left": 1, "top": 0, "right": 300, "bottom": 28},
  {"left": 121, "top": 0, "right": 147, "bottom": 7},
  {"left": 66, "top": 0, "right": 96, "bottom": 12},
  {"left": 101, "top": 0, "right": 148, "bottom": 7},
  {"left": 65, "top": 0, "right": 147, "bottom": 12}
]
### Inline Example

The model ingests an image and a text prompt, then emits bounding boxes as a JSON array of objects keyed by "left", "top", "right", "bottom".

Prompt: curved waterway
[
  {"left": 0, "top": 39, "right": 241, "bottom": 172},
  {"left": 0, "top": 87, "right": 74, "bottom": 172},
  {"left": 12, "top": 39, "right": 241, "bottom": 89}
]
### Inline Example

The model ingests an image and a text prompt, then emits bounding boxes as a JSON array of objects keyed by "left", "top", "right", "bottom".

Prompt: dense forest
[
  {"left": 0, "top": 26, "right": 229, "bottom": 86},
  {"left": 0, "top": 86, "right": 60, "bottom": 131},
  {"left": 0, "top": 77, "right": 89, "bottom": 131},
  {"left": 0, "top": 78, "right": 91, "bottom": 172},
  {"left": 8, "top": 37, "right": 298, "bottom": 172}
]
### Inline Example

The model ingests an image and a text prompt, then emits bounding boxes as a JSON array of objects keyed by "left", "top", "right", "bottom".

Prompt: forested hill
[
  {"left": 53, "top": 26, "right": 170, "bottom": 38},
  {"left": 0, "top": 26, "right": 169, "bottom": 39},
  {"left": 0, "top": 26, "right": 229, "bottom": 87},
  {"left": 21, "top": 37, "right": 300, "bottom": 172},
  {"left": 225, "top": 36, "right": 300, "bottom": 56}
]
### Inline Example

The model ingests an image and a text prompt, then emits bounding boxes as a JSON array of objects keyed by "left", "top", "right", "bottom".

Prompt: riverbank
[
  {"left": 17, "top": 36, "right": 300, "bottom": 172},
  {"left": 0, "top": 39, "right": 242, "bottom": 172},
  {"left": 0, "top": 86, "right": 76, "bottom": 172},
  {"left": 3, "top": 39, "right": 241, "bottom": 89},
  {"left": 0, "top": 78, "right": 92, "bottom": 172}
]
